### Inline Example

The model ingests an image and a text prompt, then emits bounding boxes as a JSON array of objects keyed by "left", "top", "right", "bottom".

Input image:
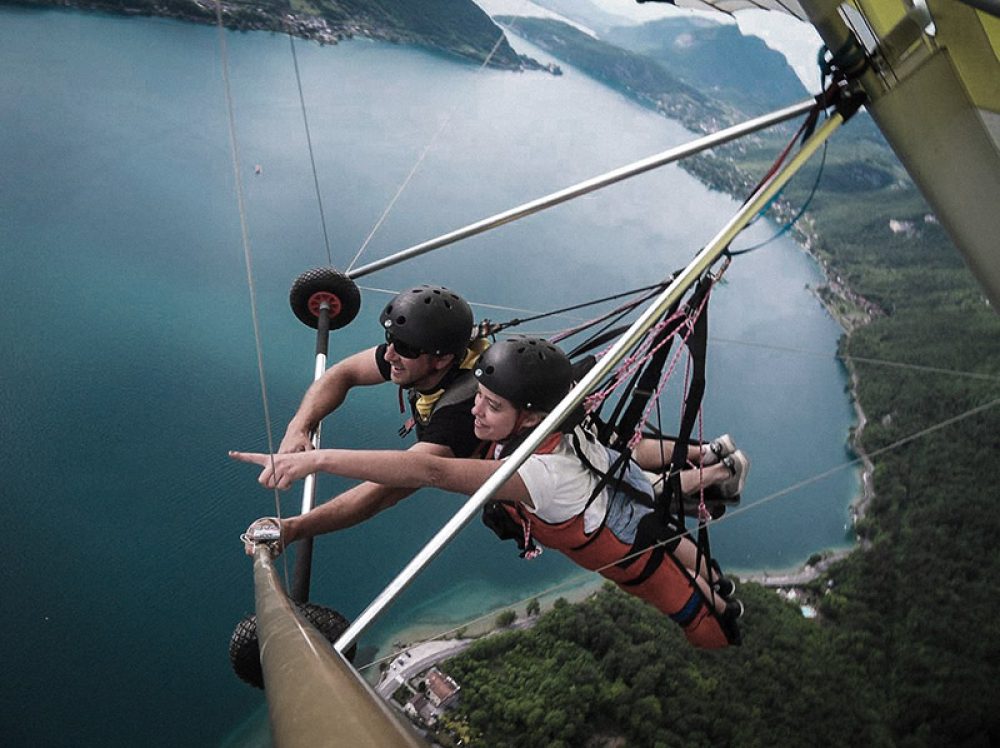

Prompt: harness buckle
[{"left": 398, "top": 417, "right": 415, "bottom": 437}]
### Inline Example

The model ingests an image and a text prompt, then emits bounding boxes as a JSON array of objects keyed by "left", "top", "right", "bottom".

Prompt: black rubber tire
[
  {"left": 229, "top": 602, "right": 356, "bottom": 689},
  {"left": 289, "top": 267, "right": 361, "bottom": 330}
]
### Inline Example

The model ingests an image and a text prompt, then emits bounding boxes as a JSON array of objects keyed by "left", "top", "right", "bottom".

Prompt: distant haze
[{"left": 475, "top": 0, "right": 822, "bottom": 91}]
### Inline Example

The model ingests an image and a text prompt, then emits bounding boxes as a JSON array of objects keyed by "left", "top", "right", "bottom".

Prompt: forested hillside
[
  {"left": 604, "top": 16, "right": 808, "bottom": 116},
  {"left": 2, "top": 0, "right": 529, "bottom": 68},
  {"left": 497, "top": 16, "right": 735, "bottom": 133},
  {"left": 447, "top": 585, "right": 890, "bottom": 746}
]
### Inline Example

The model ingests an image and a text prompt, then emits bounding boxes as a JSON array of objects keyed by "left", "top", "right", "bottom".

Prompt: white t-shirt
[{"left": 499, "top": 427, "right": 611, "bottom": 533}]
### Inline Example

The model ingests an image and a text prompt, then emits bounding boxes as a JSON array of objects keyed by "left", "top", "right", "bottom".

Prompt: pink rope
[
  {"left": 522, "top": 516, "right": 542, "bottom": 560},
  {"left": 585, "top": 308, "right": 687, "bottom": 414},
  {"left": 628, "top": 287, "right": 713, "bottom": 447}
]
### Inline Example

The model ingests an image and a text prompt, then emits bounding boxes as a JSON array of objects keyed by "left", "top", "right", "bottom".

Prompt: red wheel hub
[{"left": 308, "top": 291, "right": 343, "bottom": 319}]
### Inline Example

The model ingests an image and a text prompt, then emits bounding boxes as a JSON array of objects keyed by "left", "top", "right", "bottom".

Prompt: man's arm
[
  {"left": 283, "top": 482, "right": 417, "bottom": 543},
  {"left": 279, "top": 346, "right": 386, "bottom": 453},
  {"left": 281, "top": 441, "right": 465, "bottom": 543}
]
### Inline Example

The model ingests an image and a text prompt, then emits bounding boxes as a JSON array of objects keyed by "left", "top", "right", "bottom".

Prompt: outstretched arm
[
  {"left": 241, "top": 481, "right": 421, "bottom": 556},
  {"left": 284, "top": 482, "right": 419, "bottom": 543},
  {"left": 232, "top": 441, "right": 529, "bottom": 502},
  {"left": 279, "top": 346, "right": 385, "bottom": 453},
  {"left": 232, "top": 440, "right": 533, "bottom": 549}
]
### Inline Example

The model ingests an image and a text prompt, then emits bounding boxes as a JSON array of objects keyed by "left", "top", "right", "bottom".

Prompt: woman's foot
[
  {"left": 720, "top": 598, "right": 744, "bottom": 646},
  {"left": 702, "top": 434, "right": 736, "bottom": 465},
  {"left": 714, "top": 576, "right": 737, "bottom": 599},
  {"left": 720, "top": 450, "right": 750, "bottom": 498}
]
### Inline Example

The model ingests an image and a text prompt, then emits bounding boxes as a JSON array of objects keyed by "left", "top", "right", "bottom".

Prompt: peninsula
[{"left": 3, "top": 0, "right": 558, "bottom": 71}]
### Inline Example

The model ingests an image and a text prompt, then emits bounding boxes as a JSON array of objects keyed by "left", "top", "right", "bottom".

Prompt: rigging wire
[
  {"left": 361, "top": 282, "right": 1000, "bottom": 385},
  {"left": 727, "top": 141, "right": 828, "bottom": 256},
  {"left": 724, "top": 95, "right": 829, "bottom": 256},
  {"left": 489, "top": 282, "right": 669, "bottom": 332},
  {"left": 214, "top": 3, "right": 289, "bottom": 586},
  {"left": 358, "top": 394, "right": 1000, "bottom": 672},
  {"left": 359, "top": 284, "right": 652, "bottom": 325},
  {"left": 713, "top": 336, "right": 1000, "bottom": 384},
  {"left": 288, "top": 33, "right": 334, "bottom": 266},
  {"left": 345, "top": 30, "right": 511, "bottom": 274}
]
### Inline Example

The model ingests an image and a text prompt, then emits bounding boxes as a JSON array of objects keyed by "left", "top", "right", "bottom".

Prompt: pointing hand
[{"left": 229, "top": 450, "right": 318, "bottom": 491}]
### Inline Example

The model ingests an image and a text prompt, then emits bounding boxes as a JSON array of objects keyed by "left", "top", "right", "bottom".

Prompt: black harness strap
[
  {"left": 601, "top": 300, "right": 685, "bottom": 447},
  {"left": 617, "top": 279, "right": 715, "bottom": 576},
  {"left": 665, "top": 281, "right": 710, "bottom": 520},
  {"left": 669, "top": 289, "right": 715, "bottom": 584}
]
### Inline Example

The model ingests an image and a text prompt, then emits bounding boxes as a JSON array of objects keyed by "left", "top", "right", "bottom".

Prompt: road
[{"left": 374, "top": 639, "right": 475, "bottom": 699}]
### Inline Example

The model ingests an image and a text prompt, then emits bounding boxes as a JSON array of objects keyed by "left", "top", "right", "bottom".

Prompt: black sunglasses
[{"left": 385, "top": 332, "right": 424, "bottom": 359}]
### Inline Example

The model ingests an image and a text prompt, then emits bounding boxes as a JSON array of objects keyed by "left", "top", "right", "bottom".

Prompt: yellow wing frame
[{"left": 665, "top": 0, "right": 1000, "bottom": 307}]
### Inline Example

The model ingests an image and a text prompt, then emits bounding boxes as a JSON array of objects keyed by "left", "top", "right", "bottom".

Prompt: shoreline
[{"left": 367, "top": 573, "right": 605, "bottom": 668}]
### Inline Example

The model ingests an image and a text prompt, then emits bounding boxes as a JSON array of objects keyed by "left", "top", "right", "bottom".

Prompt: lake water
[{"left": 1, "top": 9, "right": 858, "bottom": 747}]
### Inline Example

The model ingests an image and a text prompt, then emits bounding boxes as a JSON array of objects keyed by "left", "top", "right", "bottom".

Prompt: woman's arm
[{"left": 229, "top": 445, "right": 532, "bottom": 503}]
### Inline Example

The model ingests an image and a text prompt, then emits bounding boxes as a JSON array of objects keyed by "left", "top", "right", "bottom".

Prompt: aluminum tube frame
[
  {"left": 253, "top": 547, "right": 426, "bottom": 748},
  {"left": 290, "top": 305, "right": 331, "bottom": 604},
  {"left": 334, "top": 111, "right": 847, "bottom": 653},
  {"left": 298, "top": 349, "right": 328, "bottom": 515},
  {"left": 346, "top": 98, "right": 817, "bottom": 280},
  {"left": 299, "top": 304, "right": 332, "bottom": 517}
]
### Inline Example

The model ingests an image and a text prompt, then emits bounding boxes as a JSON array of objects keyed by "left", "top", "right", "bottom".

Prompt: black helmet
[
  {"left": 379, "top": 285, "right": 473, "bottom": 357},
  {"left": 474, "top": 337, "right": 572, "bottom": 412}
]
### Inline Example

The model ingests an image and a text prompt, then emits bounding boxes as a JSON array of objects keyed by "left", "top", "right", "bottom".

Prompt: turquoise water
[{"left": 1, "top": 10, "right": 858, "bottom": 747}]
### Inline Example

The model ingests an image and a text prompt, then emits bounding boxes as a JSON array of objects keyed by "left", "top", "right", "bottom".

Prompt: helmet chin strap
[
  {"left": 508, "top": 410, "right": 530, "bottom": 442},
  {"left": 502, "top": 409, "right": 543, "bottom": 444}
]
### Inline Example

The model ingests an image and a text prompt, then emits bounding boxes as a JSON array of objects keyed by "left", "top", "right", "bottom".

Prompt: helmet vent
[{"left": 379, "top": 284, "right": 473, "bottom": 359}]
